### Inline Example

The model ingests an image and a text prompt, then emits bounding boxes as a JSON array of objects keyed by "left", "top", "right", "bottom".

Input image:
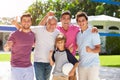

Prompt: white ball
[{"left": 62, "top": 62, "right": 73, "bottom": 75}]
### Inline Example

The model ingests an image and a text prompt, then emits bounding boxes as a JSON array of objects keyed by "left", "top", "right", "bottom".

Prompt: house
[
  {"left": 0, "top": 25, "right": 16, "bottom": 50},
  {"left": 60, "top": 15, "right": 120, "bottom": 53},
  {"left": 0, "top": 15, "right": 120, "bottom": 52}
]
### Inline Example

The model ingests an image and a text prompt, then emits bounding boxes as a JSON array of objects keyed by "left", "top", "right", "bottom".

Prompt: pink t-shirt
[
  {"left": 57, "top": 25, "right": 79, "bottom": 56},
  {"left": 8, "top": 30, "right": 35, "bottom": 67}
]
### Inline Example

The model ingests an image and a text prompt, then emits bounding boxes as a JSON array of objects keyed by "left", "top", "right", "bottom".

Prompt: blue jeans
[{"left": 34, "top": 62, "right": 52, "bottom": 80}]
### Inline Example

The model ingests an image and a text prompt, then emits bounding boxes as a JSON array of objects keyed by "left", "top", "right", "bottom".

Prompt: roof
[
  {"left": 88, "top": 15, "right": 120, "bottom": 22},
  {"left": 0, "top": 25, "right": 16, "bottom": 32}
]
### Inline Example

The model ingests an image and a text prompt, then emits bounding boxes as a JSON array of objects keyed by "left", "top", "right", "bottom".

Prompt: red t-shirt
[{"left": 8, "top": 30, "right": 35, "bottom": 67}]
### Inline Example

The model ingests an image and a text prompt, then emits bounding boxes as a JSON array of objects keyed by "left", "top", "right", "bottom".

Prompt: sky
[{"left": 0, "top": 0, "right": 35, "bottom": 17}]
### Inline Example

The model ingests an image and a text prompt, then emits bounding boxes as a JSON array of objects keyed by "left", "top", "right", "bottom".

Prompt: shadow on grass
[{"left": 102, "top": 65, "right": 120, "bottom": 67}]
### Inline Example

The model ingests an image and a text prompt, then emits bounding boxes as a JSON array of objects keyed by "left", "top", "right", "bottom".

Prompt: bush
[{"left": 105, "top": 33, "right": 120, "bottom": 55}]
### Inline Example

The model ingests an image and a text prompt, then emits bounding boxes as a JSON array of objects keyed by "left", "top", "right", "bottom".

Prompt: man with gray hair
[{"left": 32, "top": 16, "right": 60, "bottom": 80}]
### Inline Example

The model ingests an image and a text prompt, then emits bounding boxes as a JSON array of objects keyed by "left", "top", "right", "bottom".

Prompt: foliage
[
  {"left": 100, "top": 55, "right": 120, "bottom": 67},
  {"left": 106, "top": 32, "right": 120, "bottom": 55},
  {"left": 25, "top": 0, "right": 120, "bottom": 25},
  {"left": 1, "top": 53, "right": 120, "bottom": 67}
]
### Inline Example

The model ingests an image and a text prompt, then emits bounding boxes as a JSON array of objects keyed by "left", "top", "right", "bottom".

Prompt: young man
[
  {"left": 76, "top": 12, "right": 101, "bottom": 80},
  {"left": 12, "top": 16, "right": 60, "bottom": 80},
  {"left": 4, "top": 13, "right": 35, "bottom": 80}
]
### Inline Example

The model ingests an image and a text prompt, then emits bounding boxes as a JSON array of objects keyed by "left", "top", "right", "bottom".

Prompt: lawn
[
  {"left": 100, "top": 55, "right": 120, "bottom": 67},
  {"left": 0, "top": 54, "right": 10, "bottom": 61},
  {"left": 0, "top": 53, "right": 120, "bottom": 67}
]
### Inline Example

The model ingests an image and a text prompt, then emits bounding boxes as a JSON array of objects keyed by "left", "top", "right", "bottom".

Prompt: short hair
[
  {"left": 21, "top": 13, "right": 32, "bottom": 22},
  {"left": 55, "top": 33, "right": 66, "bottom": 44},
  {"left": 47, "top": 16, "right": 58, "bottom": 23},
  {"left": 75, "top": 12, "right": 88, "bottom": 22},
  {"left": 61, "top": 10, "right": 72, "bottom": 18}
]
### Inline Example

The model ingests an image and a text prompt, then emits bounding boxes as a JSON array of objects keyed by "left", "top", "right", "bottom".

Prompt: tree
[
  {"left": 106, "top": 32, "right": 120, "bottom": 55},
  {"left": 26, "top": 0, "right": 120, "bottom": 25}
]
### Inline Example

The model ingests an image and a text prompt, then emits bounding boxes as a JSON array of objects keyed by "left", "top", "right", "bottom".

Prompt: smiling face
[
  {"left": 21, "top": 17, "right": 32, "bottom": 30},
  {"left": 76, "top": 12, "right": 88, "bottom": 31},
  {"left": 60, "top": 11, "right": 71, "bottom": 30},
  {"left": 77, "top": 16, "right": 88, "bottom": 30},
  {"left": 56, "top": 40, "right": 65, "bottom": 51},
  {"left": 55, "top": 34, "right": 66, "bottom": 51},
  {"left": 60, "top": 14, "right": 71, "bottom": 30},
  {"left": 20, "top": 13, "right": 32, "bottom": 31},
  {"left": 46, "top": 16, "right": 57, "bottom": 32}
]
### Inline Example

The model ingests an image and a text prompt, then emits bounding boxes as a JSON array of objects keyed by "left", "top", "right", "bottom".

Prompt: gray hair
[{"left": 46, "top": 16, "right": 58, "bottom": 23}]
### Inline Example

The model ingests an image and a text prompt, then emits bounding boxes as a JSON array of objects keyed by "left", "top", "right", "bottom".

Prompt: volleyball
[{"left": 62, "top": 62, "right": 73, "bottom": 75}]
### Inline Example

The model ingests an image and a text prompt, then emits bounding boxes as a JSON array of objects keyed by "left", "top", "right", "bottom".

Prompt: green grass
[
  {"left": 0, "top": 54, "right": 11, "bottom": 61},
  {"left": 0, "top": 53, "right": 34, "bottom": 62},
  {"left": 76, "top": 55, "right": 120, "bottom": 67},
  {"left": 0, "top": 53, "right": 120, "bottom": 67},
  {"left": 100, "top": 55, "right": 120, "bottom": 67}
]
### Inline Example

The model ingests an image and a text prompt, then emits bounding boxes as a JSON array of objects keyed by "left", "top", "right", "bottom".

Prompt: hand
[
  {"left": 47, "top": 11, "right": 55, "bottom": 16},
  {"left": 4, "top": 41, "right": 13, "bottom": 52},
  {"left": 68, "top": 44, "right": 73, "bottom": 53},
  {"left": 69, "top": 70, "right": 74, "bottom": 77},
  {"left": 92, "top": 27, "right": 98, "bottom": 33},
  {"left": 4, "top": 45, "right": 9, "bottom": 52},
  {"left": 11, "top": 16, "right": 18, "bottom": 25},
  {"left": 86, "top": 46, "right": 92, "bottom": 53}
]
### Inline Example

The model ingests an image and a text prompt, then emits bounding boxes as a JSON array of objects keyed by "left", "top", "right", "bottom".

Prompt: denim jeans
[{"left": 34, "top": 62, "right": 52, "bottom": 80}]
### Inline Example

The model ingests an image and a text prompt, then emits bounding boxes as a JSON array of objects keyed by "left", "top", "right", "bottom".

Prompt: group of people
[{"left": 4, "top": 10, "right": 101, "bottom": 80}]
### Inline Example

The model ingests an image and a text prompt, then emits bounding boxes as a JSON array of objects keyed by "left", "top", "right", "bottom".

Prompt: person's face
[
  {"left": 60, "top": 14, "right": 71, "bottom": 28},
  {"left": 77, "top": 16, "right": 88, "bottom": 30},
  {"left": 46, "top": 18, "right": 57, "bottom": 32},
  {"left": 21, "top": 17, "right": 32, "bottom": 30},
  {"left": 56, "top": 40, "right": 65, "bottom": 51}
]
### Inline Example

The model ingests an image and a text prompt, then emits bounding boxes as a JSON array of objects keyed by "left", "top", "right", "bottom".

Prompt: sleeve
[
  {"left": 66, "top": 49, "right": 78, "bottom": 65},
  {"left": 8, "top": 32, "right": 15, "bottom": 42},
  {"left": 30, "top": 26, "right": 38, "bottom": 33},
  {"left": 31, "top": 26, "right": 43, "bottom": 33},
  {"left": 52, "top": 50, "right": 55, "bottom": 62},
  {"left": 92, "top": 33, "right": 101, "bottom": 45}
]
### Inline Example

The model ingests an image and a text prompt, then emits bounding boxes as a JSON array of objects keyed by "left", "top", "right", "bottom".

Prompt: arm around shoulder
[
  {"left": 11, "top": 19, "right": 22, "bottom": 30},
  {"left": 39, "top": 11, "right": 55, "bottom": 26}
]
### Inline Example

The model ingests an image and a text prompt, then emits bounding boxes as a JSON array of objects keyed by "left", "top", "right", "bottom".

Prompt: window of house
[
  {"left": 94, "top": 25, "right": 103, "bottom": 29},
  {"left": 109, "top": 26, "right": 119, "bottom": 30}
]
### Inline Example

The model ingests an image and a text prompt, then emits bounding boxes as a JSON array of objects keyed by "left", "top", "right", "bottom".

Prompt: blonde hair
[{"left": 55, "top": 34, "right": 66, "bottom": 49}]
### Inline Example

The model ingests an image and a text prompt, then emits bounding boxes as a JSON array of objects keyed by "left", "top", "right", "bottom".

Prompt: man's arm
[
  {"left": 39, "top": 11, "right": 55, "bottom": 26},
  {"left": 11, "top": 17, "right": 22, "bottom": 30},
  {"left": 91, "top": 27, "right": 98, "bottom": 33},
  {"left": 86, "top": 44, "right": 101, "bottom": 53},
  {"left": 4, "top": 41, "right": 13, "bottom": 51}
]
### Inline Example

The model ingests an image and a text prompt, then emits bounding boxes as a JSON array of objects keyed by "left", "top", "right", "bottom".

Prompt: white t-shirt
[
  {"left": 77, "top": 27, "right": 101, "bottom": 67},
  {"left": 31, "top": 26, "right": 60, "bottom": 63}
]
